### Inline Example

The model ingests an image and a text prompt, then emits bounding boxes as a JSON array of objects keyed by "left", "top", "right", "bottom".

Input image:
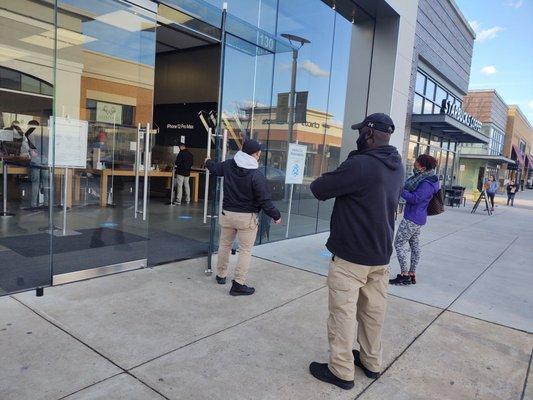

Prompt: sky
[{"left": 455, "top": 0, "right": 533, "bottom": 123}]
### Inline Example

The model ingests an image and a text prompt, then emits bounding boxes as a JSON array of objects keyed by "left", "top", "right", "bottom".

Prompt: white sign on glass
[
  {"left": 48, "top": 117, "right": 88, "bottom": 168},
  {"left": 285, "top": 143, "right": 307, "bottom": 185}
]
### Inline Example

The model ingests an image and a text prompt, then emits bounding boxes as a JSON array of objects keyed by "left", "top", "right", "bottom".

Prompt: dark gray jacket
[{"left": 311, "top": 146, "right": 404, "bottom": 266}]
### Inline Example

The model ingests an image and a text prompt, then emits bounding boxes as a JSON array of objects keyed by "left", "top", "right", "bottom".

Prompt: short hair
[{"left": 416, "top": 154, "right": 438, "bottom": 170}]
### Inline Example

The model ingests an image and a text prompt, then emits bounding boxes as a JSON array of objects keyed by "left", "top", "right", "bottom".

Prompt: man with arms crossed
[
  {"left": 309, "top": 113, "right": 404, "bottom": 389},
  {"left": 205, "top": 139, "right": 282, "bottom": 296}
]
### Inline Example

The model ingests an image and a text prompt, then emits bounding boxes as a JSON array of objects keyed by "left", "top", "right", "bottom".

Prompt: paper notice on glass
[
  {"left": 48, "top": 117, "right": 88, "bottom": 168},
  {"left": 285, "top": 143, "right": 307, "bottom": 185}
]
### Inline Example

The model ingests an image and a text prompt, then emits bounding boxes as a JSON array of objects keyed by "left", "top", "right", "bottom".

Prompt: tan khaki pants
[
  {"left": 217, "top": 210, "right": 259, "bottom": 284},
  {"left": 327, "top": 256, "right": 389, "bottom": 381}
]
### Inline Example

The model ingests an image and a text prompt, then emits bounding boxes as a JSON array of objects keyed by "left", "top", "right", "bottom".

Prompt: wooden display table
[{"left": 91, "top": 168, "right": 200, "bottom": 207}]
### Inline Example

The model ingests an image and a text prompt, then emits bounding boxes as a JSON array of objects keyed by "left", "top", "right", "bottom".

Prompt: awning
[
  {"left": 411, "top": 114, "right": 489, "bottom": 144},
  {"left": 459, "top": 154, "right": 515, "bottom": 164},
  {"left": 511, "top": 144, "right": 526, "bottom": 166},
  {"left": 526, "top": 154, "right": 533, "bottom": 171}
]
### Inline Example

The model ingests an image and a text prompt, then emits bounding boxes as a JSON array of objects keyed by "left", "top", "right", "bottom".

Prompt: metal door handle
[
  {"left": 134, "top": 123, "right": 141, "bottom": 218},
  {"left": 142, "top": 123, "right": 150, "bottom": 221},
  {"left": 219, "top": 128, "right": 228, "bottom": 216},
  {"left": 203, "top": 128, "right": 212, "bottom": 224}
]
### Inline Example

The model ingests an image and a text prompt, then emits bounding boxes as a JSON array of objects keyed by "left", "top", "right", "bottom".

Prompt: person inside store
[
  {"left": 484, "top": 175, "right": 498, "bottom": 212},
  {"left": 308, "top": 113, "right": 404, "bottom": 390},
  {"left": 25, "top": 120, "right": 50, "bottom": 209},
  {"left": 205, "top": 139, "right": 282, "bottom": 296},
  {"left": 506, "top": 179, "right": 519, "bottom": 206},
  {"left": 173, "top": 142, "right": 194, "bottom": 205},
  {"left": 389, "top": 154, "right": 439, "bottom": 286}
]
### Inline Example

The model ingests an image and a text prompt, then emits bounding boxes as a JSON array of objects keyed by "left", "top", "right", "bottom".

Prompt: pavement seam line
[
  {"left": 388, "top": 293, "right": 531, "bottom": 334},
  {"left": 521, "top": 347, "right": 533, "bottom": 400},
  {"left": 128, "top": 284, "right": 327, "bottom": 371},
  {"left": 354, "top": 235, "right": 520, "bottom": 400},
  {"left": 10, "top": 296, "right": 173, "bottom": 400}
]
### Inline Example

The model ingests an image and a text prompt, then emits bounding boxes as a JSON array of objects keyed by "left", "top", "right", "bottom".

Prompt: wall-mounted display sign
[
  {"left": 96, "top": 101, "right": 123, "bottom": 124},
  {"left": 285, "top": 143, "right": 307, "bottom": 185},
  {"left": 48, "top": 117, "right": 88, "bottom": 168}
]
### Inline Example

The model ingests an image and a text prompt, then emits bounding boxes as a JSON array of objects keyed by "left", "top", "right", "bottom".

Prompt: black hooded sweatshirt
[
  {"left": 310, "top": 145, "right": 404, "bottom": 266},
  {"left": 205, "top": 159, "right": 281, "bottom": 221}
]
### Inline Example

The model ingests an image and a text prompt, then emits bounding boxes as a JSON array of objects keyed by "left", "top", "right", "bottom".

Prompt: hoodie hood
[
  {"left": 233, "top": 150, "right": 259, "bottom": 170},
  {"left": 348, "top": 145, "right": 402, "bottom": 170}
]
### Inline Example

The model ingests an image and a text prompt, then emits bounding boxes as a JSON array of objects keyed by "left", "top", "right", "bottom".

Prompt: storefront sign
[
  {"left": 96, "top": 101, "right": 123, "bottom": 125},
  {"left": 285, "top": 143, "right": 307, "bottom": 184},
  {"left": 441, "top": 100, "right": 481, "bottom": 132}
]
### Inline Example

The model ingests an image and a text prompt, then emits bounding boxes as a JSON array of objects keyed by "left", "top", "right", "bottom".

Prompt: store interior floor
[{"left": 0, "top": 188, "right": 329, "bottom": 294}]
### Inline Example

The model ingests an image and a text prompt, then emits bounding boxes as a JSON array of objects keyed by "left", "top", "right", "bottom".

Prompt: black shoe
[
  {"left": 231, "top": 248, "right": 237, "bottom": 255},
  {"left": 389, "top": 274, "right": 411, "bottom": 285},
  {"left": 352, "top": 350, "right": 380, "bottom": 379},
  {"left": 309, "top": 362, "right": 354, "bottom": 390},
  {"left": 215, "top": 275, "right": 226, "bottom": 285},
  {"left": 229, "top": 280, "right": 255, "bottom": 296}
]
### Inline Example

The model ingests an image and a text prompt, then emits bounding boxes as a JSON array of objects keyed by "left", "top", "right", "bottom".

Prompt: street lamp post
[
  {"left": 280, "top": 34, "right": 310, "bottom": 238},
  {"left": 281, "top": 34, "right": 310, "bottom": 144}
]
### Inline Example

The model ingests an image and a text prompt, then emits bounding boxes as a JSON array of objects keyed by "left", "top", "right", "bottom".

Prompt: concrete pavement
[{"left": 1, "top": 190, "right": 532, "bottom": 399}]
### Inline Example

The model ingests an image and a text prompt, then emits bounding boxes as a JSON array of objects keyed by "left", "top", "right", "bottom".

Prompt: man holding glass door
[{"left": 205, "top": 139, "right": 282, "bottom": 296}]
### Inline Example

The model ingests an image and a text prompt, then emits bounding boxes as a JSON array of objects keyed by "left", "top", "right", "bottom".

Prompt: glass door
[
  {"left": 206, "top": 10, "right": 292, "bottom": 272},
  {"left": 0, "top": 1, "right": 55, "bottom": 294},
  {"left": 51, "top": 0, "right": 157, "bottom": 283}
]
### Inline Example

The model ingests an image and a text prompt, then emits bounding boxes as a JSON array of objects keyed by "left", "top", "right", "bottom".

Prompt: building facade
[
  {"left": 0, "top": 0, "right": 420, "bottom": 295},
  {"left": 459, "top": 90, "right": 513, "bottom": 193},
  {"left": 503, "top": 105, "right": 533, "bottom": 189},
  {"left": 403, "top": 0, "right": 487, "bottom": 189}
]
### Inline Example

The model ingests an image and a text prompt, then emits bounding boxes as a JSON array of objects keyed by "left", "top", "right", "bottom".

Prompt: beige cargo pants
[
  {"left": 327, "top": 256, "right": 389, "bottom": 381},
  {"left": 217, "top": 210, "right": 259, "bottom": 284}
]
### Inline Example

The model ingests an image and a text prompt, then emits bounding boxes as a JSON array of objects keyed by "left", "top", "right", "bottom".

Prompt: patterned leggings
[{"left": 394, "top": 219, "right": 422, "bottom": 274}]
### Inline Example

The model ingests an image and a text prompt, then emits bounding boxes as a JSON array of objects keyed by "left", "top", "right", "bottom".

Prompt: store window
[
  {"left": 519, "top": 139, "right": 526, "bottom": 154},
  {"left": 489, "top": 127, "right": 504, "bottom": 156},
  {"left": 413, "top": 70, "right": 462, "bottom": 115},
  {"left": 0, "top": 66, "right": 53, "bottom": 96}
]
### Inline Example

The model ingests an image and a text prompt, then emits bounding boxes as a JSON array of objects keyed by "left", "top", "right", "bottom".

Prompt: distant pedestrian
[
  {"left": 205, "top": 139, "right": 281, "bottom": 296},
  {"left": 308, "top": 113, "right": 404, "bottom": 390},
  {"left": 484, "top": 175, "right": 498, "bottom": 211},
  {"left": 173, "top": 143, "right": 194, "bottom": 205},
  {"left": 390, "top": 154, "right": 439, "bottom": 286},
  {"left": 506, "top": 179, "right": 518, "bottom": 206}
]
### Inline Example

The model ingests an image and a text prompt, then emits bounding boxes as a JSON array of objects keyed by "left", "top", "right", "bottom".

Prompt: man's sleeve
[
  {"left": 252, "top": 173, "right": 281, "bottom": 220},
  {"left": 310, "top": 158, "right": 361, "bottom": 201},
  {"left": 205, "top": 160, "right": 224, "bottom": 177}
]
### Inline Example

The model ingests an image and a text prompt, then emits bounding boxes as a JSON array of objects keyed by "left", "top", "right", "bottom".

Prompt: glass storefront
[
  {"left": 406, "top": 130, "right": 457, "bottom": 188},
  {"left": 0, "top": 0, "right": 373, "bottom": 295}
]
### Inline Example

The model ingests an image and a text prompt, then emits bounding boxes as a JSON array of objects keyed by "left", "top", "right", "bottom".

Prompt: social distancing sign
[{"left": 285, "top": 143, "right": 307, "bottom": 184}]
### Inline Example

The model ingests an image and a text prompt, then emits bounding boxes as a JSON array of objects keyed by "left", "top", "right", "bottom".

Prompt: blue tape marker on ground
[
  {"left": 320, "top": 250, "right": 332, "bottom": 258},
  {"left": 179, "top": 216, "right": 193, "bottom": 220},
  {"left": 101, "top": 222, "right": 118, "bottom": 228}
]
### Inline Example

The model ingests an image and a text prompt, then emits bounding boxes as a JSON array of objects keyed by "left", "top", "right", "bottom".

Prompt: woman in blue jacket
[
  {"left": 484, "top": 175, "right": 498, "bottom": 211},
  {"left": 390, "top": 154, "right": 439, "bottom": 286}
]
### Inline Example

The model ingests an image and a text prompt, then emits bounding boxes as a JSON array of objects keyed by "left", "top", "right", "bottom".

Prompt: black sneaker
[
  {"left": 215, "top": 275, "right": 226, "bottom": 285},
  {"left": 309, "top": 362, "right": 354, "bottom": 390},
  {"left": 229, "top": 280, "right": 255, "bottom": 296},
  {"left": 389, "top": 274, "right": 411, "bottom": 285},
  {"left": 352, "top": 350, "right": 380, "bottom": 379}
]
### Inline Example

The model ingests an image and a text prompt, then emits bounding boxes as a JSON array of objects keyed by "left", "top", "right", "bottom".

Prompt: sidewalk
[{"left": 1, "top": 191, "right": 532, "bottom": 400}]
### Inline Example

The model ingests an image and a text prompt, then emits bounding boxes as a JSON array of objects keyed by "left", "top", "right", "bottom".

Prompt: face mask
[{"left": 356, "top": 131, "right": 370, "bottom": 151}]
